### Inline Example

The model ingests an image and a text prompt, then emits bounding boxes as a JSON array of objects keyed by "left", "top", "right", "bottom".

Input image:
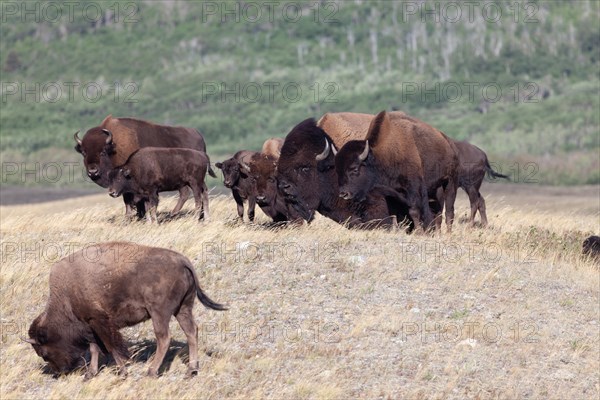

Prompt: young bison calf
[
  {"left": 108, "top": 147, "right": 211, "bottom": 223},
  {"left": 26, "top": 242, "right": 227, "bottom": 378}
]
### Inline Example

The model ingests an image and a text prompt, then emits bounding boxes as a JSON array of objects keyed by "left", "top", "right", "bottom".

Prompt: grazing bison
[
  {"left": 241, "top": 153, "right": 302, "bottom": 223},
  {"left": 108, "top": 148, "right": 211, "bottom": 223},
  {"left": 261, "top": 138, "right": 284, "bottom": 159},
  {"left": 74, "top": 115, "right": 215, "bottom": 216},
  {"left": 335, "top": 110, "right": 459, "bottom": 231},
  {"left": 215, "top": 151, "right": 259, "bottom": 222},
  {"left": 26, "top": 242, "right": 227, "bottom": 378},
  {"left": 451, "top": 140, "right": 510, "bottom": 226},
  {"left": 277, "top": 118, "right": 410, "bottom": 228},
  {"left": 582, "top": 235, "right": 600, "bottom": 260}
]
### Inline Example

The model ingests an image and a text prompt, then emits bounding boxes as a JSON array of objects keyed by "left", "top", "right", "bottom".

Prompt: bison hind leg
[
  {"left": 171, "top": 187, "right": 191, "bottom": 215},
  {"left": 175, "top": 293, "right": 200, "bottom": 377}
]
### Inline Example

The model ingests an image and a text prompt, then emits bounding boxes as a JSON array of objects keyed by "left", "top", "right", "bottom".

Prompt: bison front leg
[
  {"left": 232, "top": 190, "right": 245, "bottom": 221},
  {"left": 123, "top": 193, "right": 136, "bottom": 217},
  {"left": 171, "top": 186, "right": 191, "bottom": 215},
  {"left": 88, "top": 318, "right": 130, "bottom": 377},
  {"left": 84, "top": 342, "right": 101, "bottom": 380},
  {"left": 247, "top": 196, "right": 256, "bottom": 222},
  {"left": 145, "top": 195, "right": 159, "bottom": 224}
]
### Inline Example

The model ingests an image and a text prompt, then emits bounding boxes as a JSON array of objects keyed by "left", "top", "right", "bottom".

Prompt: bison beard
[{"left": 26, "top": 242, "right": 227, "bottom": 379}]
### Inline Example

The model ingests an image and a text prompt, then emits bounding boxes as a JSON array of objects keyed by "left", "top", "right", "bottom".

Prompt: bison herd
[
  {"left": 74, "top": 112, "right": 509, "bottom": 230},
  {"left": 25, "top": 112, "right": 598, "bottom": 379}
]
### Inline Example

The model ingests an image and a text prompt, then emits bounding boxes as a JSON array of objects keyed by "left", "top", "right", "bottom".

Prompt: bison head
[
  {"left": 107, "top": 167, "right": 133, "bottom": 198},
  {"left": 74, "top": 127, "right": 116, "bottom": 187},
  {"left": 27, "top": 313, "right": 88, "bottom": 375},
  {"left": 215, "top": 157, "right": 248, "bottom": 189},
  {"left": 277, "top": 119, "right": 337, "bottom": 221},
  {"left": 335, "top": 140, "right": 376, "bottom": 202},
  {"left": 247, "top": 154, "right": 278, "bottom": 207}
]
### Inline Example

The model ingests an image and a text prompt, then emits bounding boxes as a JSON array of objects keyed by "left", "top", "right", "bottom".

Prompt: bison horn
[
  {"left": 74, "top": 131, "right": 82, "bottom": 146},
  {"left": 240, "top": 161, "right": 251, "bottom": 173},
  {"left": 315, "top": 139, "right": 330, "bottom": 161},
  {"left": 332, "top": 145, "right": 338, "bottom": 156},
  {"left": 102, "top": 129, "right": 113, "bottom": 145},
  {"left": 21, "top": 337, "right": 37, "bottom": 345},
  {"left": 358, "top": 140, "right": 369, "bottom": 162}
]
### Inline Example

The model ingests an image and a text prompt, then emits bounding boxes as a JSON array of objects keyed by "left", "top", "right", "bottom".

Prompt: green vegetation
[{"left": 1, "top": 0, "right": 598, "bottom": 186}]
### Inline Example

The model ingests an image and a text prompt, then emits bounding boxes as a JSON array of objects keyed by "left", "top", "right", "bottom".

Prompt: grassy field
[{"left": 0, "top": 184, "right": 598, "bottom": 399}]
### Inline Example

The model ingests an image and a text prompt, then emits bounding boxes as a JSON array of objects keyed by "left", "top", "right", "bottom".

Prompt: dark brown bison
[
  {"left": 215, "top": 151, "right": 259, "bottom": 222},
  {"left": 241, "top": 153, "right": 302, "bottom": 223},
  {"left": 108, "top": 148, "right": 211, "bottom": 223},
  {"left": 74, "top": 115, "right": 215, "bottom": 216},
  {"left": 277, "top": 118, "right": 410, "bottom": 229},
  {"left": 261, "top": 138, "right": 284, "bottom": 159},
  {"left": 451, "top": 140, "right": 509, "bottom": 226},
  {"left": 26, "top": 242, "right": 227, "bottom": 378},
  {"left": 582, "top": 235, "right": 600, "bottom": 260},
  {"left": 335, "top": 111, "right": 459, "bottom": 232}
]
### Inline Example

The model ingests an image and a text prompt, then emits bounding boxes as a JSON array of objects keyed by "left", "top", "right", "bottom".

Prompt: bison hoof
[
  {"left": 147, "top": 369, "right": 159, "bottom": 378},
  {"left": 83, "top": 371, "right": 97, "bottom": 381},
  {"left": 186, "top": 362, "right": 200, "bottom": 378},
  {"left": 117, "top": 367, "right": 129, "bottom": 379}
]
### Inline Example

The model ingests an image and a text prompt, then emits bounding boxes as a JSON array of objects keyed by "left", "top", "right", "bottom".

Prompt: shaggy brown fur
[
  {"left": 261, "top": 138, "right": 284, "bottom": 160},
  {"left": 316, "top": 112, "right": 373, "bottom": 147},
  {"left": 108, "top": 148, "right": 211, "bottom": 223},
  {"left": 246, "top": 153, "right": 302, "bottom": 223},
  {"left": 335, "top": 110, "right": 459, "bottom": 231},
  {"left": 74, "top": 115, "right": 214, "bottom": 217},
  {"left": 277, "top": 118, "right": 409, "bottom": 228},
  {"left": 450, "top": 140, "right": 509, "bottom": 226},
  {"left": 215, "top": 151, "right": 260, "bottom": 222},
  {"left": 27, "top": 242, "right": 227, "bottom": 379}
]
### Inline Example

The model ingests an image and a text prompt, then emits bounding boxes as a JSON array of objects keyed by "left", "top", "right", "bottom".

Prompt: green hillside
[{"left": 1, "top": 0, "right": 598, "bottom": 186}]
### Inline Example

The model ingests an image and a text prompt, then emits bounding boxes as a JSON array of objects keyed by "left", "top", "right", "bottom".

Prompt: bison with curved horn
[
  {"left": 335, "top": 110, "right": 459, "bottom": 232},
  {"left": 276, "top": 118, "right": 411, "bottom": 229},
  {"left": 74, "top": 115, "right": 216, "bottom": 217}
]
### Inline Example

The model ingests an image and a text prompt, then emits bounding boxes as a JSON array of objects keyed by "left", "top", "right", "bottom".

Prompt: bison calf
[
  {"left": 26, "top": 242, "right": 227, "bottom": 378},
  {"left": 215, "top": 151, "right": 259, "bottom": 222},
  {"left": 108, "top": 147, "right": 211, "bottom": 223}
]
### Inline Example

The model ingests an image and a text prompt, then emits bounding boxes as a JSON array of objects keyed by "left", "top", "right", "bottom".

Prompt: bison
[
  {"left": 241, "top": 153, "right": 302, "bottom": 223},
  {"left": 451, "top": 140, "right": 510, "bottom": 226},
  {"left": 74, "top": 115, "right": 215, "bottom": 217},
  {"left": 582, "top": 235, "right": 600, "bottom": 260},
  {"left": 277, "top": 118, "right": 410, "bottom": 229},
  {"left": 215, "top": 151, "right": 259, "bottom": 222},
  {"left": 335, "top": 110, "right": 459, "bottom": 232},
  {"left": 26, "top": 242, "right": 227, "bottom": 378},
  {"left": 261, "top": 138, "right": 284, "bottom": 159},
  {"left": 107, "top": 147, "right": 211, "bottom": 223}
]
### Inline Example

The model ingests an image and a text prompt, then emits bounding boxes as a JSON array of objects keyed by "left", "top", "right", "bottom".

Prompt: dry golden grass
[{"left": 1, "top": 184, "right": 599, "bottom": 399}]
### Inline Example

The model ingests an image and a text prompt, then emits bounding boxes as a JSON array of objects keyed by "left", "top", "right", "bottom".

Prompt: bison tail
[
  {"left": 208, "top": 165, "right": 217, "bottom": 179},
  {"left": 205, "top": 154, "right": 217, "bottom": 178},
  {"left": 485, "top": 159, "right": 510, "bottom": 180},
  {"left": 183, "top": 261, "right": 228, "bottom": 311},
  {"left": 196, "top": 286, "right": 228, "bottom": 311}
]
